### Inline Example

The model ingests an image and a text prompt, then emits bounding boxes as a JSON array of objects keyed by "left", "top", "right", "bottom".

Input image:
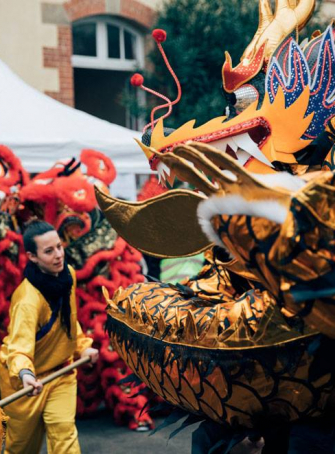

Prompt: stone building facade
[{"left": 0, "top": 0, "right": 161, "bottom": 128}]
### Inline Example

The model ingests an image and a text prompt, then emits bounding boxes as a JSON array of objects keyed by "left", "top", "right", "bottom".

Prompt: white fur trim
[
  {"left": 197, "top": 194, "right": 289, "bottom": 246},
  {"left": 251, "top": 172, "right": 305, "bottom": 191}
]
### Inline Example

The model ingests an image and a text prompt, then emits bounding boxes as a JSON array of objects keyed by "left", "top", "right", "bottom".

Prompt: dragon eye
[{"left": 234, "top": 84, "right": 259, "bottom": 112}]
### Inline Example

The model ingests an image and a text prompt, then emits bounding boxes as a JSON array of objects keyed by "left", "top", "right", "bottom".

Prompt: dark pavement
[{"left": 41, "top": 411, "right": 194, "bottom": 453}]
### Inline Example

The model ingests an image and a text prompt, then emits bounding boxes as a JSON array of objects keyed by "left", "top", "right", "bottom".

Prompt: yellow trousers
[{"left": 0, "top": 364, "right": 81, "bottom": 454}]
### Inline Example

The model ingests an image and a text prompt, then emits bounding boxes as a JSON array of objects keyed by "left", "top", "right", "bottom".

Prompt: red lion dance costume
[{"left": 0, "top": 145, "right": 29, "bottom": 340}]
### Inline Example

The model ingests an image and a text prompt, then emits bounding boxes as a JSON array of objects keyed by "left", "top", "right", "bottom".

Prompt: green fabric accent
[{"left": 160, "top": 253, "right": 204, "bottom": 284}]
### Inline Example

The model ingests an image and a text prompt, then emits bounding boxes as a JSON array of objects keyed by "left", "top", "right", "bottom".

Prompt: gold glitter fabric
[
  {"left": 104, "top": 280, "right": 327, "bottom": 428},
  {"left": 95, "top": 187, "right": 211, "bottom": 258},
  {"left": 206, "top": 171, "right": 335, "bottom": 338},
  {"left": 101, "top": 143, "right": 335, "bottom": 428}
]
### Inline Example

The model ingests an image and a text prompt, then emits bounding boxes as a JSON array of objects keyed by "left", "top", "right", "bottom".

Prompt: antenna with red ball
[
  {"left": 130, "top": 73, "right": 173, "bottom": 132},
  {"left": 130, "top": 29, "right": 182, "bottom": 133}
]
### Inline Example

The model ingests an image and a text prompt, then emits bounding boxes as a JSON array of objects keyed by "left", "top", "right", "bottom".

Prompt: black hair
[{"left": 23, "top": 220, "right": 56, "bottom": 254}]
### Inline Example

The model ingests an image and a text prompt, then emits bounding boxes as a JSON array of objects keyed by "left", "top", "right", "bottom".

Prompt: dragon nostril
[{"left": 228, "top": 92, "right": 237, "bottom": 106}]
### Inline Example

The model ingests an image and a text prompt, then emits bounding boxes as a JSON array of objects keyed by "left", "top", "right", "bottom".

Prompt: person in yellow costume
[{"left": 0, "top": 220, "right": 99, "bottom": 454}]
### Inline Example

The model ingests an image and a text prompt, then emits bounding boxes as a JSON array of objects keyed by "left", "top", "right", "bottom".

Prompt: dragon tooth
[
  {"left": 165, "top": 171, "right": 176, "bottom": 187},
  {"left": 233, "top": 133, "right": 273, "bottom": 168},
  {"left": 211, "top": 138, "right": 230, "bottom": 152},
  {"left": 156, "top": 162, "right": 164, "bottom": 184},
  {"left": 227, "top": 138, "right": 238, "bottom": 153},
  {"left": 161, "top": 162, "right": 171, "bottom": 176},
  {"left": 219, "top": 307, "right": 252, "bottom": 344},
  {"left": 171, "top": 307, "right": 181, "bottom": 332},
  {"left": 236, "top": 149, "right": 251, "bottom": 166},
  {"left": 157, "top": 161, "right": 171, "bottom": 185}
]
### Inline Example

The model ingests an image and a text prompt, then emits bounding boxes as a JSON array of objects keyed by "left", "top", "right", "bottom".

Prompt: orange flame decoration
[{"left": 137, "top": 85, "right": 313, "bottom": 173}]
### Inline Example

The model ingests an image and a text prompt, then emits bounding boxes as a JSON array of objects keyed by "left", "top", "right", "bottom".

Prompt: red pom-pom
[
  {"left": 130, "top": 73, "right": 144, "bottom": 86},
  {"left": 152, "top": 29, "right": 167, "bottom": 43}
]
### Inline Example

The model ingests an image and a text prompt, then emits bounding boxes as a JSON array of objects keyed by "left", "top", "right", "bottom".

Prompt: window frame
[{"left": 71, "top": 16, "right": 145, "bottom": 71}]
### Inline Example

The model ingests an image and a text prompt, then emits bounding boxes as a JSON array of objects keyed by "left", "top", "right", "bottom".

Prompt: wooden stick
[{"left": 0, "top": 356, "right": 91, "bottom": 408}]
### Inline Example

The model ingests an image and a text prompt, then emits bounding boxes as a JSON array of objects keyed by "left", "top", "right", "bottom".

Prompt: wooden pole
[{"left": 0, "top": 356, "right": 91, "bottom": 408}]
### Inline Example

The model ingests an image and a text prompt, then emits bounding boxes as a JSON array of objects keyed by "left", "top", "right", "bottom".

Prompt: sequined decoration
[{"left": 234, "top": 84, "right": 259, "bottom": 112}]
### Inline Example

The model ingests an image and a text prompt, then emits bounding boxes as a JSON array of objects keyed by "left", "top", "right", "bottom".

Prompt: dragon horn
[
  {"left": 294, "top": 0, "right": 316, "bottom": 29},
  {"left": 241, "top": 0, "right": 273, "bottom": 62},
  {"left": 288, "top": 0, "right": 297, "bottom": 8},
  {"left": 242, "top": 0, "right": 315, "bottom": 62}
]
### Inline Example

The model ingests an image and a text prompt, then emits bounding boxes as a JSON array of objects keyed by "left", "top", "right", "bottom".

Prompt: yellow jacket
[{"left": 0, "top": 265, "right": 92, "bottom": 389}]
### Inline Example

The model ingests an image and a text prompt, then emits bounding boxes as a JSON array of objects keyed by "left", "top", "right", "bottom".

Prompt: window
[
  {"left": 72, "top": 23, "right": 97, "bottom": 57},
  {"left": 72, "top": 17, "right": 144, "bottom": 71},
  {"left": 107, "top": 24, "right": 120, "bottom": 59},
  {"left": 124, "top": 30, "right": 136, "bottom": 60},
  {"left": 72, "top": 17, "right": 145, "bottom": 130}
]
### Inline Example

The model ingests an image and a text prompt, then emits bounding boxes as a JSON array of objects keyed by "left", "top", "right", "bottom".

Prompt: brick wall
[
  {"left": 43, "top": 0, "right": 155, "bottom": 107},
  {"left": 64, "top": 0, "right": 155, "bottom": 29},
  {"left": 64, "top": 0, "right": 106, "bottom": 22},
  {"left": 120, "top": 0, "right": 156, "bottom": 29},
  {"left": 43, "top": 25, "right": 74, "bottom": 106}
]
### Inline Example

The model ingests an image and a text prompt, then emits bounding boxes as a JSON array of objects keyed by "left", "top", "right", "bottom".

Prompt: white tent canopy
[{"left": 0, "top": 60, "right": 150, "bottom": 174}]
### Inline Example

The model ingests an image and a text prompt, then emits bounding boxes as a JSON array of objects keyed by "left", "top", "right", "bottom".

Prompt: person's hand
[
  {"left": 231, "top": 437, "right": 265, "bottom": 454},
  {"left": 81, "top": 347, "right": 99, "bottom": 365},
  {"left": 22, "top": 374, "right": 43, "bottom": 396}
]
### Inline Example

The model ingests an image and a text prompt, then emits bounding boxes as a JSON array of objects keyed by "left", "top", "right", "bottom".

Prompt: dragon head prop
[
  {"left": 131, "top": 1, "right": 335, "bottom": 184},
  {"left": 0, "top": 145, "right": 29, "bottom": 217},
  {"left": 95, "top": 19, "right": 335, "bottom": 260},
  {"left": 21, "top": 149, "right": 116, "bottom": 245}
]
